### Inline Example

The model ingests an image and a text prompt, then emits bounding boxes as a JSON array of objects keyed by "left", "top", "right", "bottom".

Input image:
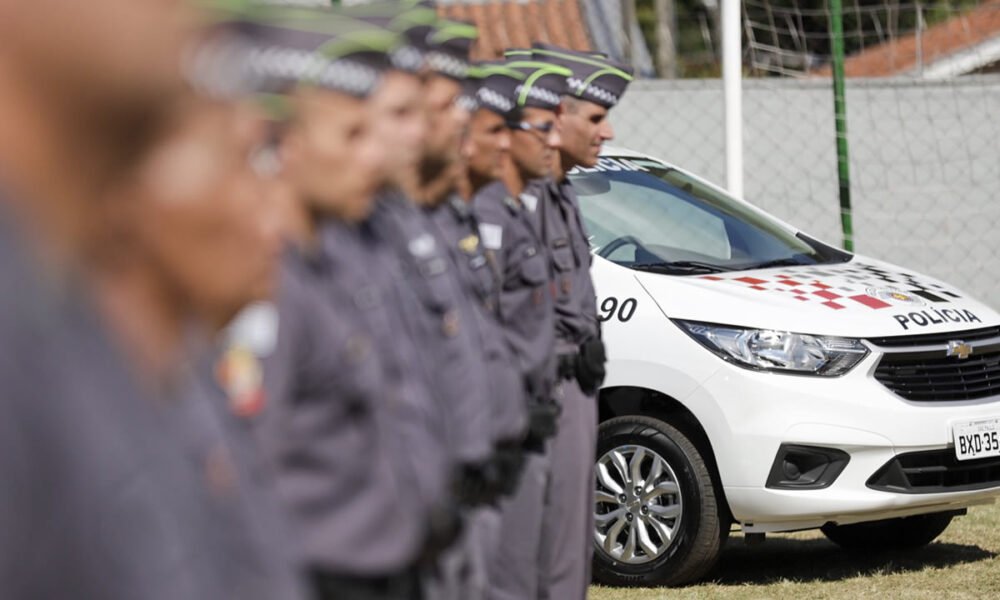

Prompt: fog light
[{"left": 766, "top": 444, "right": 850, "bottom": 490}]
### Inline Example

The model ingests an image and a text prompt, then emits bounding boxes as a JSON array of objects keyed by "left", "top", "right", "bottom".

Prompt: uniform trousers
[
  {"left": 486, "top": 451, "right": 551, "bottom": 600},
  {"left": 538, "top": 378, "right": 598, "bottom": 600}
]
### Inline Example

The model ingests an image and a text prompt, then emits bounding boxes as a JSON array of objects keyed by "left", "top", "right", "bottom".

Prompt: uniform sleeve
[{"left": 256, "top": 269, "right": 309, "bottom": 462}]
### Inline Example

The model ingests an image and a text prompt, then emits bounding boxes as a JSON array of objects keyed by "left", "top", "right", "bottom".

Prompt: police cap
[{"left": 529, "top": 42, "right": 634, "bottom": 109}]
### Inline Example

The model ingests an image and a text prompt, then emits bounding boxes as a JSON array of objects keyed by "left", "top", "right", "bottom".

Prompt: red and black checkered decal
[{"left": 698, "top": 263, "right": 962, "bottom": 311}]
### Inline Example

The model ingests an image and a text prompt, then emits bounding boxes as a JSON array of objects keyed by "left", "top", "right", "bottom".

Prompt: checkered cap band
[
  {"left": 425, "top": 50, "right": 469, "bottom": 79},
  {"left": 566, "top": 76, "right": 621, "bottom": 107}
]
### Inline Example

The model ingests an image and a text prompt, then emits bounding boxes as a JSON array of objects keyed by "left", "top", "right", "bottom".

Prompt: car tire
[
  {"left": 820, "top": 512, "right": 954, "bottom": 550},
  {"left": 592, "top": 415, "right": 726, "bottom": 587}
]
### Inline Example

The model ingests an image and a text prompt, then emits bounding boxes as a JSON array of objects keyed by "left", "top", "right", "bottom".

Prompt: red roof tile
[{"left": 438, "top": 0, "right": 594, "bottom": 61}]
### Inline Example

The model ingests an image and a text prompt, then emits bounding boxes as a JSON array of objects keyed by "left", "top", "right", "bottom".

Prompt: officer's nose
[
  {"left": 599, "top": 119, "right": 614, "bottom": 142},
  {"left": 546, "top": 126, "right": 561, "bottom": 149}
]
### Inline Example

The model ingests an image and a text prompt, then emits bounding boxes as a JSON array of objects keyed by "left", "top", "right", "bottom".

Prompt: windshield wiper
[
  {"left": 628, "top": 260, "right": 731, "bottom": 275},
  {"left": 743, "top": 257, "right": 811, "bottom": 271}
]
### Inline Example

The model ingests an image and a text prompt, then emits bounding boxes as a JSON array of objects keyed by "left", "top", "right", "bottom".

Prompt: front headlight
[{"left": 675, "top": 320, "right": 869, "bottom": 377}]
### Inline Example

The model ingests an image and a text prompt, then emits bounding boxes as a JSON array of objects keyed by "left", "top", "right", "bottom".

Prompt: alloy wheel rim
[{"left": 594, "top": 444, "right": 683, "bottom": 564}]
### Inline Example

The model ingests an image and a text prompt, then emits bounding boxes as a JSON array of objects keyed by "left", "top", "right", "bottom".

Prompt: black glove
[
  {"left": 490, "top": 439, "right": 526, "bottom": 497},
  {"left": 420, "top": 500, "right": 463, "bottom": 568},
  {"left": 575, "top": 338, "right": 607, "bottom": 395},
  {"left": 524, "top": 400, "right": 561, "bottom": 453},
  {"left": 453, "top": 461, "right": 494, "bottom": 508}
]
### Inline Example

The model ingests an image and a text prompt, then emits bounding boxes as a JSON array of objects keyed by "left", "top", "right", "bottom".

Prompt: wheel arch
[{"left": 598, "top": 385, "right": 734, "bottom": 525}]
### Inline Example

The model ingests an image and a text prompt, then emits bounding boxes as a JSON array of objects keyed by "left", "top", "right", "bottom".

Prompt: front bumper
[{"left": 687, "top": 351, "right": 1000, "bottom": 532}]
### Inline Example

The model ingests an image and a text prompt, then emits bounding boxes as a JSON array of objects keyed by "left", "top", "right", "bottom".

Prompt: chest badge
[
  {"left": 459, "top": 234, "right": 480, "bottom": 255},
  {"left": 216, "top": 346, "right": 265, "bottom": 419}
]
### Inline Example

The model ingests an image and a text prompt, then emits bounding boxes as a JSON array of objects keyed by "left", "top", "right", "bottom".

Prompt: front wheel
[
  {"left": 592, "top": 416, "right": 727, "bottom": 587},
  {"left": 821, "top": 512, "right": 954, "bottom": 550}
]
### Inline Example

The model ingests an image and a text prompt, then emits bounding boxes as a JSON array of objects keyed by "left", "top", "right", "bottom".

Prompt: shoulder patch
[
  {"left": 520, "top": 193, "right": 539, "bottom": 213},
  {"left": 408, "top": 233, "right": 437, "bottom": 258},
  {"left": 478, "top": 223, "right": 503, "bottom": 250}
]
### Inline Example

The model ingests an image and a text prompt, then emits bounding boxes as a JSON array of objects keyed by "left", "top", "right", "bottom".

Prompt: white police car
[{"left": 578, "top": 148, "right": 1000, "bottom": 586}]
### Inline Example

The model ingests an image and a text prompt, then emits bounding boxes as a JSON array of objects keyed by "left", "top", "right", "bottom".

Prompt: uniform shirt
[
  {"left": 427, "top": 195, "right": 527, "bottom": 444},
  {"left": 317, "top": 220, "right": 453, "bottom": 522},
  {"left": 256, "top": 248, "right": 425, "bottom": 575},
  {"left": 0, "top": 201, "right": 305, "bottom": 600},
  {"left": 177, "top": 351, "right": 307, "bottom": 598},
  {"left": 367, "top": 189, "right": 494, "bottom": 467},
  {"left": 473, "top": 181, "right": 557, "bottom": 400},
  {"left": 532, "top": 178, "right": 601, "bottom": 349}
]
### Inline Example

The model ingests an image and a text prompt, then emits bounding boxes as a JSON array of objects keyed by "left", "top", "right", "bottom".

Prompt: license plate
[{"left": 953, "top": 418, "right": 1000, "bottom": 461}]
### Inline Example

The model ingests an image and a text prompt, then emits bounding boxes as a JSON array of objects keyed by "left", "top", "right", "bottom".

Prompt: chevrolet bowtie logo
[{"left": 947, "top": 340, "right": 974, "bottom": 360}]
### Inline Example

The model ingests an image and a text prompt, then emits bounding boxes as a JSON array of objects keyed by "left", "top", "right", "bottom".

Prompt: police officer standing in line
[
  {"left": 436, "top": 64, "right": 532, "bottom": 488},
  {"left": 222, "top": 7, "right": 446, "bottom": 600},
  {"left": 294, "top": 6, "right": 476, "bottom": 593},
  {"left": 1, "top": 1, "right": 307, "bottom": 598},
  {"left": 363, "top": 18, "right": 511, "bottom": 600},
  {"left": 424, "top": 64, "right": 537, "bottom": 598},
  {"left": 470, "top": 59, "right": 571, "bottom": 600},
  {"left": 527, "top": 43, "right": 635, "bottom": 600}
]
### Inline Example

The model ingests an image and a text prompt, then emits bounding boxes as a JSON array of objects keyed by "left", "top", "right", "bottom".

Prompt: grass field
[{"left": 589, "top": 501, "right": 1000, "bottom": 599}]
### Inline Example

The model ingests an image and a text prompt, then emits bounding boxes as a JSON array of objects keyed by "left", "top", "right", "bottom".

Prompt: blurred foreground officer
[
  {"left": 530, "top": 43, "right": 634, "bottom": 600},
  {"left": 224, "top": 8, "right": 436, "bottom": 600},
  {"left": 103, "top": 92, "right": 304, "bottom": 600},
  {"left": 471, "top": 59, "right": 570, "bottom": 600},
  {"left": 0, "top": 1, "right": 304, "bottom": 599}
]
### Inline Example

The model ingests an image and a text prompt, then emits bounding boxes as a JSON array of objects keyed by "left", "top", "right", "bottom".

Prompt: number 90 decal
[{"left": 599, "top": 297, "right": 638, "bottom": 323}]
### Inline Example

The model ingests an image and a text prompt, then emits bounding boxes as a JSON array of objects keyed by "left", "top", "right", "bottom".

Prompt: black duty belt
[{"left": 309, "top": 567, "right": 420, "bottom": 600}]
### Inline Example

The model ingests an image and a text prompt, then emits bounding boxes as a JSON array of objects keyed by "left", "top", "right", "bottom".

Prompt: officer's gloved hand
[
  {"left": 453, "top": 460, "right": 496, "bottom": 507},
  {"left": 490, "top": 439, "right": 526, "bottom": 497},
  {"left": 524, "top": 400, "right": 560, "bottom": 453},
  {"left": 575, "top": 338, "right": 607, "bottom": 395},
  {"left": 420, "top": 500, "right": 464, "bottom": 568}
]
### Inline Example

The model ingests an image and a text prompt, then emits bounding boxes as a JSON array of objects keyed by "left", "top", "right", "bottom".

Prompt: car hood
[{"left": 631, "top": 256, "right": 1000, "bottom": 338}]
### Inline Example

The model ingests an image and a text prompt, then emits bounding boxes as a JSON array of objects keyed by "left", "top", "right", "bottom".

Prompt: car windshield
[{"left": 570, "top": 156, "right": 852, "bottom": 275}]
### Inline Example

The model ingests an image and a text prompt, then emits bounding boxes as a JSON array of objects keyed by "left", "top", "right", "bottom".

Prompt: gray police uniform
[
  {"left": 426, "top": 194, "right": 534, "bottom": 600},
  {"left": 0, "top": 201, "right": 305, "bottom": 600},
  {"left": 367, "top": 190, "right": 497, "bottom": 600},
  {"left": 427, "top": 195, "right": 527, "bottom": 449},
  {"left": 369, "top": 190, "right": 495, "bottom": 473},
  {"left": 256, "top": 247, "right": 427, "bottom": 598},
  {"left": 181, "top": 350, "right": 308, "bottom": 598},
  {"left": 534, "top": 177, "right": 603, "bottom": 600},
  {"left": 316, "top": 220, "right": 458, "bottom": 552},
  {"left": 473, "top": 180, "right": 559, "bottom": 600}
]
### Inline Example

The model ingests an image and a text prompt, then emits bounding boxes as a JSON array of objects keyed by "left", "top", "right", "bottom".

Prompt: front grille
[
  {"left": 873, "top": 348, "right": 1000, "bottom": 401},
  {"left": 868, "top": 449, "right": 1000, "bottom": 493},
  {"left": 867, "top": 326, "right": 1000, "bottom": 348}
]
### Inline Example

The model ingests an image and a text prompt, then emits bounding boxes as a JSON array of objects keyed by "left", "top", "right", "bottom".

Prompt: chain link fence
[{"left": 603, "top": 0, "right": 1000, "bottom": 308}]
